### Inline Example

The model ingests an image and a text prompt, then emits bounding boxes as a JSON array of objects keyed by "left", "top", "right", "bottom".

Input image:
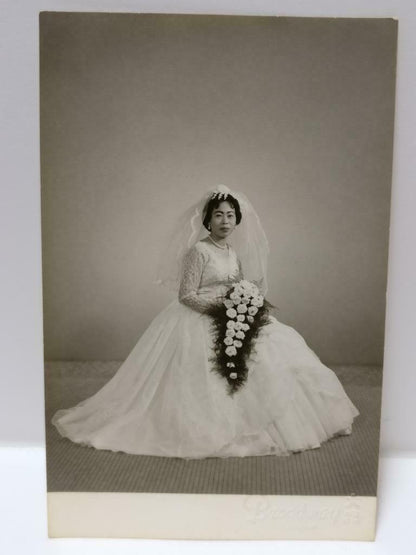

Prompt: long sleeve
[{"left": 178, "top": 246, "right": 215, "bottom": 314}]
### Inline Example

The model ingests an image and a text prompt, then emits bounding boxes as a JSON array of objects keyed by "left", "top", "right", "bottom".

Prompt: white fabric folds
[{"left": 52, "top": 240, "right": 359, "bottom": 458}]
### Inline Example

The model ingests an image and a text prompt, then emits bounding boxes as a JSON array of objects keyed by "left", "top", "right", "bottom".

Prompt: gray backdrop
[{"left": 40, "top": 13, "right": 397, "bottom": 365}]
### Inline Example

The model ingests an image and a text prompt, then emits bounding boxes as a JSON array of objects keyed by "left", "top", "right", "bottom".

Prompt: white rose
[
  {"left": 237, "top": 304, "right": 248, "bottom": 314},
  {"left": 248, "top": 306, "right": 258, "bottom": 316},
  {"left": 223, "top": 299, "right": 234, "bottom": 309},
  {"left": 225, "top": 346, "right": 237, "bottom": 357},
  {"left": 233, "top": 340, "right": 243, "bottom": 348},
  {"left": 226, "top": 308, "right": 237, "bottom": 319},
  {"left": 224, "top": 336, "right": 234, "bottom": 346},
  {"left": 241, "top": 296, "right": 250, "bottom": 304},
  {"left": 251, "top": 296, "right": 264, "bottom": 308},
  {"left": 241, "top": 280, "right": 258, "bottom": 294},
  {"left": 247, "top": 315, "right": 254, "bottom": 323},
  {"left": 242, "top": 323, "right": 250, "bottom": 331},
  {"left": 226, "top": 320, "right": 236, "bottom": 329},
  {"left": 226, "top": 329, "right": 236, "bottom": 337},
  {"left": 235, "top": 330, "right": 245, "bottom": 340},
  {"left": 229, "top": 292, "right": 240, "bottom": 301},
  {"left": 234, "top": 321, "right": 243, "bottom": 330},
  {"left": 237, "top": 315, "right": 245, "bottom": 322}
]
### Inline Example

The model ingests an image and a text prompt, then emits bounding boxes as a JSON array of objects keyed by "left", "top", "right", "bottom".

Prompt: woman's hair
[{"left": 202, "top": 194, "right": 242, "bottom": 230}]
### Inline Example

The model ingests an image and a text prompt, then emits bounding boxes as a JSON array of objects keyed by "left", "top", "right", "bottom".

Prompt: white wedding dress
[{"left": 52, "top": 240, "right": 359, "bottom": 458}]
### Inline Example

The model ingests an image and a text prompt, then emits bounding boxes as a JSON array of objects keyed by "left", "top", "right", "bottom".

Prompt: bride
[{"left": 52, "top": 185, "right": 359, "bottom": 458}]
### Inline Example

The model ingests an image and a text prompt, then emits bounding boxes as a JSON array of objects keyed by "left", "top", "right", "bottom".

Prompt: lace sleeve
[{"left": 178, "top": 246, "right": 214, "bottom": 314}]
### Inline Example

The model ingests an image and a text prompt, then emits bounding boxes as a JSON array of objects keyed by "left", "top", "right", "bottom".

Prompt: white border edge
[{"left": 47, "top": 492, "right": 377, "bottom": 541}]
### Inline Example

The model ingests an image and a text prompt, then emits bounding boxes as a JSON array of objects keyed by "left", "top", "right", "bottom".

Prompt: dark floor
[{"left": 45, "top": 362, "right": 382, "bottom": 496}]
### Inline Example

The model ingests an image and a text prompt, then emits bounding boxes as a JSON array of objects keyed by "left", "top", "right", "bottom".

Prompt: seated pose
[{"left": 52, "top": 185, "right": 359, "bottom": 458}]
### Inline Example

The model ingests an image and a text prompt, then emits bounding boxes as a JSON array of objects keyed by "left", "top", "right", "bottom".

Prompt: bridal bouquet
[{"left": 207, "top": 280, "right": 272, "bottom": 395}]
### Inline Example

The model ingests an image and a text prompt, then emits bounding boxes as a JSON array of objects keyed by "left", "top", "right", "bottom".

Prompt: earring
[{"left": 207, "top": 223, "right": 211, "bottom": 231}]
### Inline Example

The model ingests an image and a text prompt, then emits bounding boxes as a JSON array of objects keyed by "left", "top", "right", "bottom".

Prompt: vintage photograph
[{"left": 40, "top": 12, "right": 397, "bottom": 538}]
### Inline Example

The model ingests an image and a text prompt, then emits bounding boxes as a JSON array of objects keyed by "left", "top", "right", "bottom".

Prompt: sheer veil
[{"left": 155, "top": 185, "right": 270, "bottom": 294}]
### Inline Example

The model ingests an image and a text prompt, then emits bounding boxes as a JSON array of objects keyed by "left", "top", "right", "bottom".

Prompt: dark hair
[{"left": 202, "top": 195, "right": 242, "bottom": 230}]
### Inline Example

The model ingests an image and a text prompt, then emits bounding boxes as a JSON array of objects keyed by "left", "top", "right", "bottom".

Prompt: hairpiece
[
  {"left": 211, "top": 184, "right": 231, "bottom": 202},
  {"left": 211, "top": 191, "right": 229, "bottom": 201}
]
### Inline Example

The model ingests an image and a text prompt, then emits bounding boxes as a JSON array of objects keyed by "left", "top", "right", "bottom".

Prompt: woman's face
[{"left": 209, "top": 201, "right": 237, "bottom": 240}]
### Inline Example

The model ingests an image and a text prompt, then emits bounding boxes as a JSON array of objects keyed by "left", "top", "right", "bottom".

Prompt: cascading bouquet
[{"left": 207, "top": 280, "right": 273, "bottom": 395}]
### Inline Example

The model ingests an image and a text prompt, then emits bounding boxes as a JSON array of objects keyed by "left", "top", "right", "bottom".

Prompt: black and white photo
[{"left": 40, "top": 12, "right": 397, "bottom": 539}]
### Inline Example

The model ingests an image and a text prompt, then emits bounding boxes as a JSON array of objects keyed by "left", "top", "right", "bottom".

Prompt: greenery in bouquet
[{"left": 207, "top": 280, "right": 273, "bottom": 395}]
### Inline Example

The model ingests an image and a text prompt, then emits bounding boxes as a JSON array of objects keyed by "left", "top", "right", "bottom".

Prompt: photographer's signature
[{"left": 243, "top": 495, "right": 361, "bottom": 528}]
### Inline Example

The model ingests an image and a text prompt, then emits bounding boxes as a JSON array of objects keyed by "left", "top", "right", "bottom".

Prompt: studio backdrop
[{"left": 40, "top": 13, "right": 396, "bottom": 365}]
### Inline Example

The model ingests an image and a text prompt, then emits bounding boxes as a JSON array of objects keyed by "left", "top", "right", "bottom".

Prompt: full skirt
[{"left": 52, "top": 300, "right": 359, "bottom": 458}]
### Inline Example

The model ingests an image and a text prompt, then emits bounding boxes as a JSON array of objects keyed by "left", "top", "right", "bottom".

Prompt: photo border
[
  {"left": 40, "top": 9, "right": 395, "bottom": 540},
  {"left": 48, "top": 492, "right": 376, "bottom": 540}
]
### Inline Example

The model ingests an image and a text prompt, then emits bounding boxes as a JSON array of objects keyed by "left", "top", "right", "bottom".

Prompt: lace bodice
[{"left": 179, "top": 240, "right": 243, "bottom": 313}]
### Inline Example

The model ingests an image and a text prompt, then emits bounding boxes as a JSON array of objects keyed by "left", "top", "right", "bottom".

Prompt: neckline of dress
[
  {"left": 208, "top": 235, "right": 228, "bottom": 250},
  {"left": 200, "top": 239, "right": 231, "bottom": 254}
]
